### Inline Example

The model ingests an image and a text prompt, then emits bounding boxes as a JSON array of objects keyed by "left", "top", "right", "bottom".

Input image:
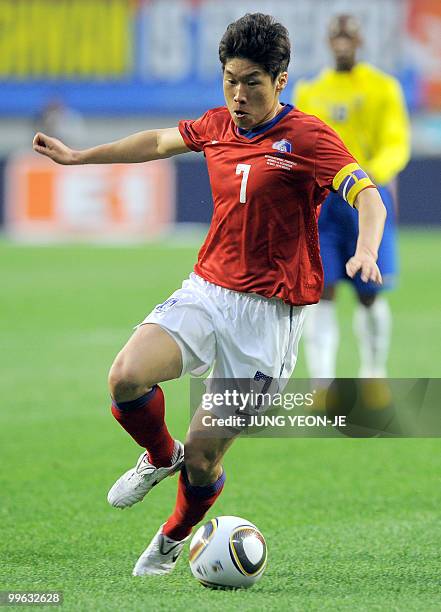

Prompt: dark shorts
[{"left": 318, "top": 186, "right": 397, "bottom": 294}]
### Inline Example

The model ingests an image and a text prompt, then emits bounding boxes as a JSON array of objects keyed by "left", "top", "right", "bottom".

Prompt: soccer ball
[{"left": 189, "top": 515, "right": 267, "bottom": 589}]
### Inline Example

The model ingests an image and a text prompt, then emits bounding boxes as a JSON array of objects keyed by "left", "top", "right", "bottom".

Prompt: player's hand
[
  {"left": 346, "top": 251, "right": 383, "bottom": 284},
  {"left": 32, "top": 132, "right": 79, "bottom": 165}
]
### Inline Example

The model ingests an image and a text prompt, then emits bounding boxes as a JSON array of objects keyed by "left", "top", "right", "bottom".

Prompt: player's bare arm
[
  {"left": 346, "top": 188, "right": 387, "bottom": 283},
  {"left": 32, "top": 126, "right": 189, "bottom": 165}
]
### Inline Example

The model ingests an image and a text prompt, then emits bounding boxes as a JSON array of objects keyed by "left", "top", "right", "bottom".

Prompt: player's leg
[
  {"left": 352, "top": 290, "right": 394, "bottom": 412},
  {"left": 352, "top": 186, "right": 396, "bottom": 379},
  {"left": 159, "top": 287, "right": 306, "bottom": 546},
  {"left": 303, "top": 193, "right": 347, "bottom": 382},
  {"left": 109, "top": 322, "right": 183, "bottom": 400},
  {"left": 353, "top": 292, "right": 392, "bottom": 378},
  {"left": 303, "top": 285, "right": 339, "bottom": 379},
  {"left": 163, "top": 410, "right": 236, "bottom": 535},
  {"left": 132, "top": 280, "right": 305, "bottom": 576},
  {"left": 107, "top": 276, "right": 217, "bottom": 509},
  {"left": 133, "top": 413, "right": 236, "bottom": 576},
  {"left": 107, "top": 323, "right": 185, "bottom": 508}
]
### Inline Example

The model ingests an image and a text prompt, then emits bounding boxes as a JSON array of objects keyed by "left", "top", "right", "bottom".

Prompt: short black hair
[{"left": 219, "top": 13, "right": 291, "bottom": 81}]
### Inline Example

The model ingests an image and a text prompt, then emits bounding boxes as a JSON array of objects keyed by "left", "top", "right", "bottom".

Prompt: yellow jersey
[{"left": 293, "top": 62, "right": 411, "bottom": 186}]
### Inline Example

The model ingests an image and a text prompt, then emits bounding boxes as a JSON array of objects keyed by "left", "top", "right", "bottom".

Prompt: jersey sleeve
[
  {"left": 315, "top": 123, "right": 376, "bottom": 207},
  {"left": 178, "top": 111, "right": 213, "bottom": 153}
]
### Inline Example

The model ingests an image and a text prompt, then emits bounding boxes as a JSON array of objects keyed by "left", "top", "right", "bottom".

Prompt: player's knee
[
  {"left": 184, "top": 442, "right": 219, "bottom": 482},
  {"left": 108, "top": 360, "right": 149, "bottom": 402}
]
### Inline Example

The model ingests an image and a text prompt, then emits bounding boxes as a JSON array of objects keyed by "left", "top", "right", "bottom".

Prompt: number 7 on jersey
[{"left": 236, "top": 163, "right": 251, "bottom": 204}]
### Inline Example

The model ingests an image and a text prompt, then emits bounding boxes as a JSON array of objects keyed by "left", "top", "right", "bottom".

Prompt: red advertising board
[{"left": 5, "top": 154, "right": 175, "bottom": 241}]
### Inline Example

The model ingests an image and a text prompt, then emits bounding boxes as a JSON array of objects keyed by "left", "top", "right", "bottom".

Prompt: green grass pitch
[{"left": 1, "top": 230, "right": 440, "bottom": 611}]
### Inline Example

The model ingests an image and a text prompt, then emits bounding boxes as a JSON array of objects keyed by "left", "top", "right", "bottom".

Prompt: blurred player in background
[
  {"left": 33, "top": 13, "right": 386, "bottom": 577},
  {"left": 294, "top": 15, "right": 410, "bottom": 387},
  {"left": 36, "top": 98, "right": 86, "bottom": 149}
]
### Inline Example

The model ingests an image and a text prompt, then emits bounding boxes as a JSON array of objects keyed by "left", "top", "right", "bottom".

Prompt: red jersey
[{"left": 179, "top": 104, "right": 375, "bottom": 306}]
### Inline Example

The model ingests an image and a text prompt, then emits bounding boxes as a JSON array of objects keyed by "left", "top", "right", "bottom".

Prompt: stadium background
[{"left": 1, "top": 1, "right": 440, "bottom": 610}]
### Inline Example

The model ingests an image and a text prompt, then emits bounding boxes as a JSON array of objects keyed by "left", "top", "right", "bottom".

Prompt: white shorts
[{"left": 140, "top": 273, "right": 306, "bottom": 382}]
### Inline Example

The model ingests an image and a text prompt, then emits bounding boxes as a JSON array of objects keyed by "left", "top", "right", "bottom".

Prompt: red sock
[
  {"left": 111, "top": 385, "right": 175, "bottom": 467},
  {"left": 163, "top": 466, "right": 226, "bottom": 541}
]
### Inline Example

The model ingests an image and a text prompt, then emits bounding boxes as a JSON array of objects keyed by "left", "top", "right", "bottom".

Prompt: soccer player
[
  {"left": 33, "top": 13, "right": 386, "bottom": 576},
  {"left": 294, "top": 15, "right": 410, "bottom": 385}
]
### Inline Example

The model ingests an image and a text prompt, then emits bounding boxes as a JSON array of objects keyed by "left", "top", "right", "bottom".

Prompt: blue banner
[{"left": 0, "top": 0, "right": 421, "bottom": 116}]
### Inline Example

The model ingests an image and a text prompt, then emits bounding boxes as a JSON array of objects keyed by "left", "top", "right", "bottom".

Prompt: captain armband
[{"left": 332, "top": 163, "right": 375, "bottom": 207}]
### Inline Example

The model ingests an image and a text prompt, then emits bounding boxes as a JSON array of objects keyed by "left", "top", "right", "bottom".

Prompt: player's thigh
[
  {"left": 143, "top": 275, "right": 217, "bottom": 377},
  {"left": 351, "top": 226, "right": 396, "bottom": 295},
  {"left": 319, "top": 193, "right": 353, "bottom": 287},
  {"left": 349, "top": 186, "right": 397, "bottom": 294},
  {"left": 213, "top": 292, "right": 306, "bottom": 383},
  {"left": 319, "top": 231, "right": 347, "bottom": 288},
  {"left": 376, "top": 187, "right": 398, "bottom": 280},
  {"left": 109, "top": 323, "right": 182, "bottom": 392}
]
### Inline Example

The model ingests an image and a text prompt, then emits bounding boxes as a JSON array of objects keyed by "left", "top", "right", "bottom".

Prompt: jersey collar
[{"left": 237, "top": 104, "right": 294, "bottom": 139}]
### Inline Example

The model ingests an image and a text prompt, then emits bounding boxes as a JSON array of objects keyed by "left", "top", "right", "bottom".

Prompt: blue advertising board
[{"left": 0, "top": 0, "right": 421, "bottom": 116}]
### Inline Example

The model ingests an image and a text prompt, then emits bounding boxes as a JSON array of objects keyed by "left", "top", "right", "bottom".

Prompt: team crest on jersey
[{"left": 272, "top": 138, "right": 292, "bottom": 153}]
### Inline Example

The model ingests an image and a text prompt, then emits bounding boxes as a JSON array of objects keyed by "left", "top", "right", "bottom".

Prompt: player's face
[
  {"left": 329, "top": 34, "right": 361, "bottom": 71},
  {"left": 223, "top": 58, "right": 288, "bottom": 130}
]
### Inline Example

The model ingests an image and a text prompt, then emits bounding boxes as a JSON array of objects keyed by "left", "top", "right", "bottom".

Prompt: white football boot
[
  {"left": 133, "top": 524, "right": 190, "bottom": 576},
  {"left": 107, "top": 440, "right": 184, "bottom": 509}
]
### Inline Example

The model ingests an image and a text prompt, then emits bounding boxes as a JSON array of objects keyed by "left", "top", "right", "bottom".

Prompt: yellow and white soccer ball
[{"left": 189, "top": 516, "right": 267, "bottom": 589}]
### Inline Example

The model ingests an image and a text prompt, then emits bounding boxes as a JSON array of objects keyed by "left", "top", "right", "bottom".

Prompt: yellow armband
[{"left": 332, "top": 163, "right": 375, "bottom": 207}]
